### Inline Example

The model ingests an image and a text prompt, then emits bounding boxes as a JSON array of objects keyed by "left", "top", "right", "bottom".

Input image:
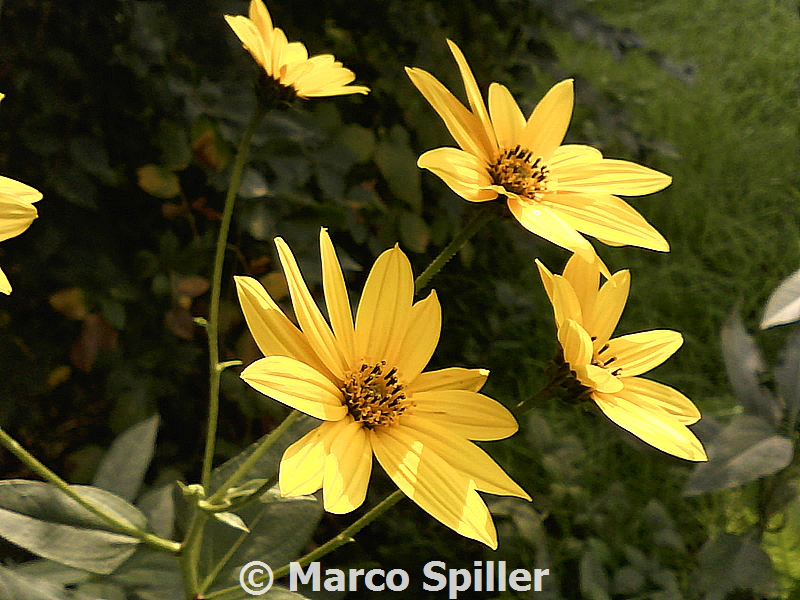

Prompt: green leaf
[
  {"left": 0, "top": 564, "right": 66, "bottom": 600},
  {"left": 684, "top": 416, "right": 793, "bottom": 495},
  {"left": 761, "top": 266, "right": 800, "bottom": 329},
  {"left": 213, "top": 511, "right": 250, "bottom": 533},
  {"left": 763, "top": 490, "right": 800, "bottom": 592},
  {"left": 108, "top": 548, "right": 184, "bottom": 600},
  {"left": 720, "top": 310, "right": 782, "bottom": 425},
  {"left": 157, "top": 120, "right": 191, "bottom": 171},
  {"left": 203, "top": 487, "right": 322, "bottom": 591},
  {"left": 336, "top": 124, "right": 376, "bottom": 163},
  {"left": 775, "top": 328, "right": 800, "bottom": 430},
  {"left": 375, "top": 125, "right": 423, "bottom": 211},
  {"left": 93, "top": 415, "right": 160, "bottom": 502},
  {"left": 0, "top": 481, "right": 147, "bottom": 574},
  {"left": 398, "top": 210, "right": 430, "bottom": 253},
  {"left": 692, "top": 533, "right": 776, "bottom": 600},
  {"left": 135, "top": 484, "right": 175, "bottom": 540},
  {"left": 580, "top": 539, "right": 611, "bottom": 600}
]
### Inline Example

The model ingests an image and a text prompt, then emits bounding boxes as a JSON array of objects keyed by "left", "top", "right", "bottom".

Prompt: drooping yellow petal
[
  {"left": 280, "top": 425, "right": 328, "bottom": 496},
  {"left": 488, "top": 83, "right": 525, "bottom": 150},
  {"left": 592, "top": 392, "right": 707, "bottom": 461},
  {"left": 354, "top": 245, "right": 414, "bottom": 366},
  {"left": 241, "top": 355, "right": 346, "bottom": 421},
  {"left": 370, "top": 427, "right": 498, "bottom": 548},
  {"left": 412, "top": 390, "right": 519, "bottom": 441},
  {"left": 405, "top": 67, "right": 493, "bottom": 162},
  {"left": 549, "top": 274, "right": 583, "bottom": 329},
  {"left": 319, "top": 229, "right": 355, "bottom": 362},
  {"left": 562, "top": 252, "right": 600, "bottom": 323},
  {"left": 407, "top": 367, "right": 489, "bottom": 394},
  {"left": 558, "top": 319, "right": 593, "bottom": 367},
  {"left": 554, "top": 158, "right": 672, "bottom": 196},
  {"left": 545, "top": 192, "right": 669, "bottom": 252},
  {"left": 323, "top": 420, "right": 372, "bottom": 513},
  {"left": 519, "top": 79, "right": 574, "bottom": 162},
  {"left": 575, "top": 363, "right": 624, "bottom": 394},
  {"left": 506, "top": 197, "right": 595, "bottom": 263},
  {"left": 604, "top": 330, "right": 683, "bottom": 377},
  {"left": 399, "top": 417, "right": 529, "bottom": 499},
  {"left": 445, "top": 39, "right": 497, "bottom": 152},
  {"left": 394, "top": 291, "right": 441, "bottom": 383},
  {"left": 275, "top": 237, "right": 348, "bottom": 379},
  {"left": 588, "top": 269, "right": 630, "bottom": 348},
  {"left": 417, "top": 148, "right": 498, "bottom": 203},
  {"left": 235, "top": 276, "right": 330, "bottom": 375},
  {"left": 616, "top": 377, "right": 701, "bottom": 424}
]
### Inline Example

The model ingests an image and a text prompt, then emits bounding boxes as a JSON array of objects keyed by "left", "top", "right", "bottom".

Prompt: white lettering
[
  {"left": 422, "top": 561, "right": 447, "bottom": 591},
  {"left": 509, "top": 569, "right": 531, "bottom": 591},
  {"left": 364, "top": 569, "right": 385, "bottom": 592},
  {"left": 289, "top": 562, "right": 320, "bottom": 591},
  {"left": 534, "top": 568, "right": 550, "bottom": 591},
  {"left": 386, "top": 568, "right": 409, "bottom": 591},
  {"left": 323, "top": 569, "right": 345, "bottom": 592},
  {"left": 449, "top": 568, "right": 471, "bottom": 599},
  {"left": 348, "top": 568, "right": 364, "bottom": 591}
]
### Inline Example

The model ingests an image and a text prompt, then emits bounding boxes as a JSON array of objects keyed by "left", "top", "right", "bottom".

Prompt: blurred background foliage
[{"left": 0, "top": 0, "right": 799, "bottom": 597}]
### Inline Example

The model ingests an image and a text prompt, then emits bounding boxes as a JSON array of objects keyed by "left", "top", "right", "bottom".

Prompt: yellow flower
[
  {"left": 537, "top": 253, "right": 707, "bottom": 461},
  {"left": 225, "top": 0, "right": 369, "bottom": 99},
  {"left": 237, "top": 229, "right": 529, "bottom": 548},
  {"left": 0, "top": 94, "right": 42, "bottom": 294},
  {"left": 406, "top": 40, "right": 671, "bottom": 264}
]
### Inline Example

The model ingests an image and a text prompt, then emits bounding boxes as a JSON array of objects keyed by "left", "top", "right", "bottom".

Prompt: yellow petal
[
  {"left": 235, "top": 276, "right": 330, "bottom": 374},
  {"left": 562, "top": 252, "right": 600, "bottom": 322},
  {"left": 519, "top": 79, "right": 574, "bottom": 162},
  {"left": 589, "top": 269, "right": 630, "bottom": 348},
  {"left": 0, "top": 176, "right": 43, "bottom": 204},
  {"left": 535, "top": 258, "right": 555, "bottom": 304},
  {"left": 0, "top": 189, "right": 39, "bottom": 241},
  {"left": 355, "top": 246, "right": 414, "bottom": 366},
  {"left": 407, "top": 367, "right": 489, "bottom": 394},
  {"left": 0, "top": 268, "right": 11, "bottom": 295},
  {"left": 544, "top": 192, "right": 669, "bottom": 252},
  {"left": 593, "top": 391, "right": 707, "bottom": 461},
  {"left": 411, "top": 390, "right": 519, "bottom": 441},
  {"left": 558, "top": 319, "right": 593, "bottom": 367},
  {"left": 371, "top": 427, "right": 498, "bottom": 548},
  {"left": 617, "top": 377, "right": 701, "bottom": 423},
  {"left": 405, "top": 66, "right": 493, "bottom": 162},
  {"left": 575, "top": 364, "right": 624, "bottom": 393},
  {"left": 417, "top": 148, "right": 498, "bottom": 203},
  {"left": 446, "top": 39, "right": 497, "bottom": 151},
  {"left": 280, "top": 425, "right": 328, "bottom": 496},
  {"left": 224, "top": 15, "right": 270, "bottom": 74},
  {"left": 488, "top": 83, "right": 525, "bottom": 150},
  {"left": 400, "top": 417, "right": 529, "bottom": 499},
  {"left": 275, "top": 237, "right": 348, "bottom": 379},
  {"left": 548, "top": 144, "right": 602, "bottom": 171},
  {"left": 323, "top": 420, "right": 372, "bottom": 513},
  {"left": 319, "top": 229, "right": 355, "bottom": 362},
  {"left": 506, "top": 197, "right": 595, "bottom": 262},
  {"left": 604, "top": 330, "right": 683, "bottom": 377},
  {"left": 550, "top": 274, "right": 583, "bottom": 329},
  {"left": 394, "top": 291, "right": 441, "bottom": 382},
  {"left": 554, "top": 158, "right": 672, "bottom": 196},
  {"left": 248, "top": 0, "right": 273, "bottom": 51},
  {"left": 240, "top": 355, "right": 346, "bottom": 421}
]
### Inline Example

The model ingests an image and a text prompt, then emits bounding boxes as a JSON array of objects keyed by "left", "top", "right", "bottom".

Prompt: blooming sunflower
[
  {"left": 224, "top": 0, "right": 369, "bottom": 100},
  {"left": 236, "top": 229, "right": 529, "bottom": 548},
  {"left": 406, "top": 40, "right": 671, "bottom": 263},
  {"left": 0, "top": 94, "right": 42, "bottom": 294},
  {"left": 537, "top": 253, "right": 707, "bottom": 461}
]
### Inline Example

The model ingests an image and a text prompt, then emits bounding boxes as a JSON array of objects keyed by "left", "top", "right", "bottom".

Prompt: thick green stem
[
  {"left": 202, "top": 104, "right": 268, "bottom": 491},
  {"left": 204, "top": 490, "right": 405, "bottom": 600},
  {"left": 414, "top": 203, "right": 499, "bottom": 294},
  {"left": 0, "top": 427, "right": 180, "bottom": 555}
]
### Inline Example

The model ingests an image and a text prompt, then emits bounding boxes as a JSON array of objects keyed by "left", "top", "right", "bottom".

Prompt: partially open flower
[
  {"left": 225, "top": 0, "right": 369, "bottom": 100},
  {"left": 237, "top": 229, "right": 530, "bottom": 548},
  {"left": 407, "top": 40, "right": 671, "bottom": 264},
  {"left": 537, "top": 253, "right": 707, "bottom": 461}
]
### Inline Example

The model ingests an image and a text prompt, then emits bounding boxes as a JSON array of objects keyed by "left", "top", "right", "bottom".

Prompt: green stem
[
  {"left": 414, "top": 203, "right": 499, "bottom": 294},
  {"left": 202, "top": 103, "right": 268, "bottom": 491},
  {"left": 0, "top": 427, "right": 180, "bottom": 555},
  {"left": 207, "top": 409, "right": 301, "bottom": 505},
  {"left": 204, "top": 490, "right": 405, "bottom": 600}
]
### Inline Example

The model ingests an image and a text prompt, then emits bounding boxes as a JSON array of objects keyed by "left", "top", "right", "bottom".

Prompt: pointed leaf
[
  {"left": 0, "top": 564, "right": 66, "bottom": 600},
  {"left": 135, "top": 484, "right": 175, "bottom": 540},
  {"left": 108, "top": 548, "right": 184, "bottom": 600},
  {"left": 720, "top": 311, "right": 781, "bottom": 425},
  {"left": 93, "top": 415, "right": 160, "bottom": 502},
  {"left": 692, "top": 533, "right": 776, "bottom": 600},
  {"left": 761, "top": 267, "right": 800, "bottom": 329},
  {"left": 684, "top": 416, "right": 793, "bottom": 495},
  {"left": 775, "top": 328, "right": 800, "bottom": 430}
]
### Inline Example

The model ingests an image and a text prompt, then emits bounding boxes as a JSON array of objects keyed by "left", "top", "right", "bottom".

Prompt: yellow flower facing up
[
  {"left": 237, "top": 229, "right": 530, "bottom": 548},
  {"left": 225, "top": 0, "right": 369, "bottom": 99},
  {"left": 0, "top": 93, "right": 42, "bottom": 294},
  {"left": 537, "top": 253, "right": 707, "bottom": 461},
  {"left": 407, "top": 40, "right": 672, "bottom": 264}
]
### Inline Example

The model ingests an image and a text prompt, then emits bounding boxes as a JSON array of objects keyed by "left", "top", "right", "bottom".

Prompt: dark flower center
[
  {"left": 341, "top": 361, "right": 414, "bottom": 429},
  {"left": 488, "top": 146, "right": 550, "bottom": 199}
]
